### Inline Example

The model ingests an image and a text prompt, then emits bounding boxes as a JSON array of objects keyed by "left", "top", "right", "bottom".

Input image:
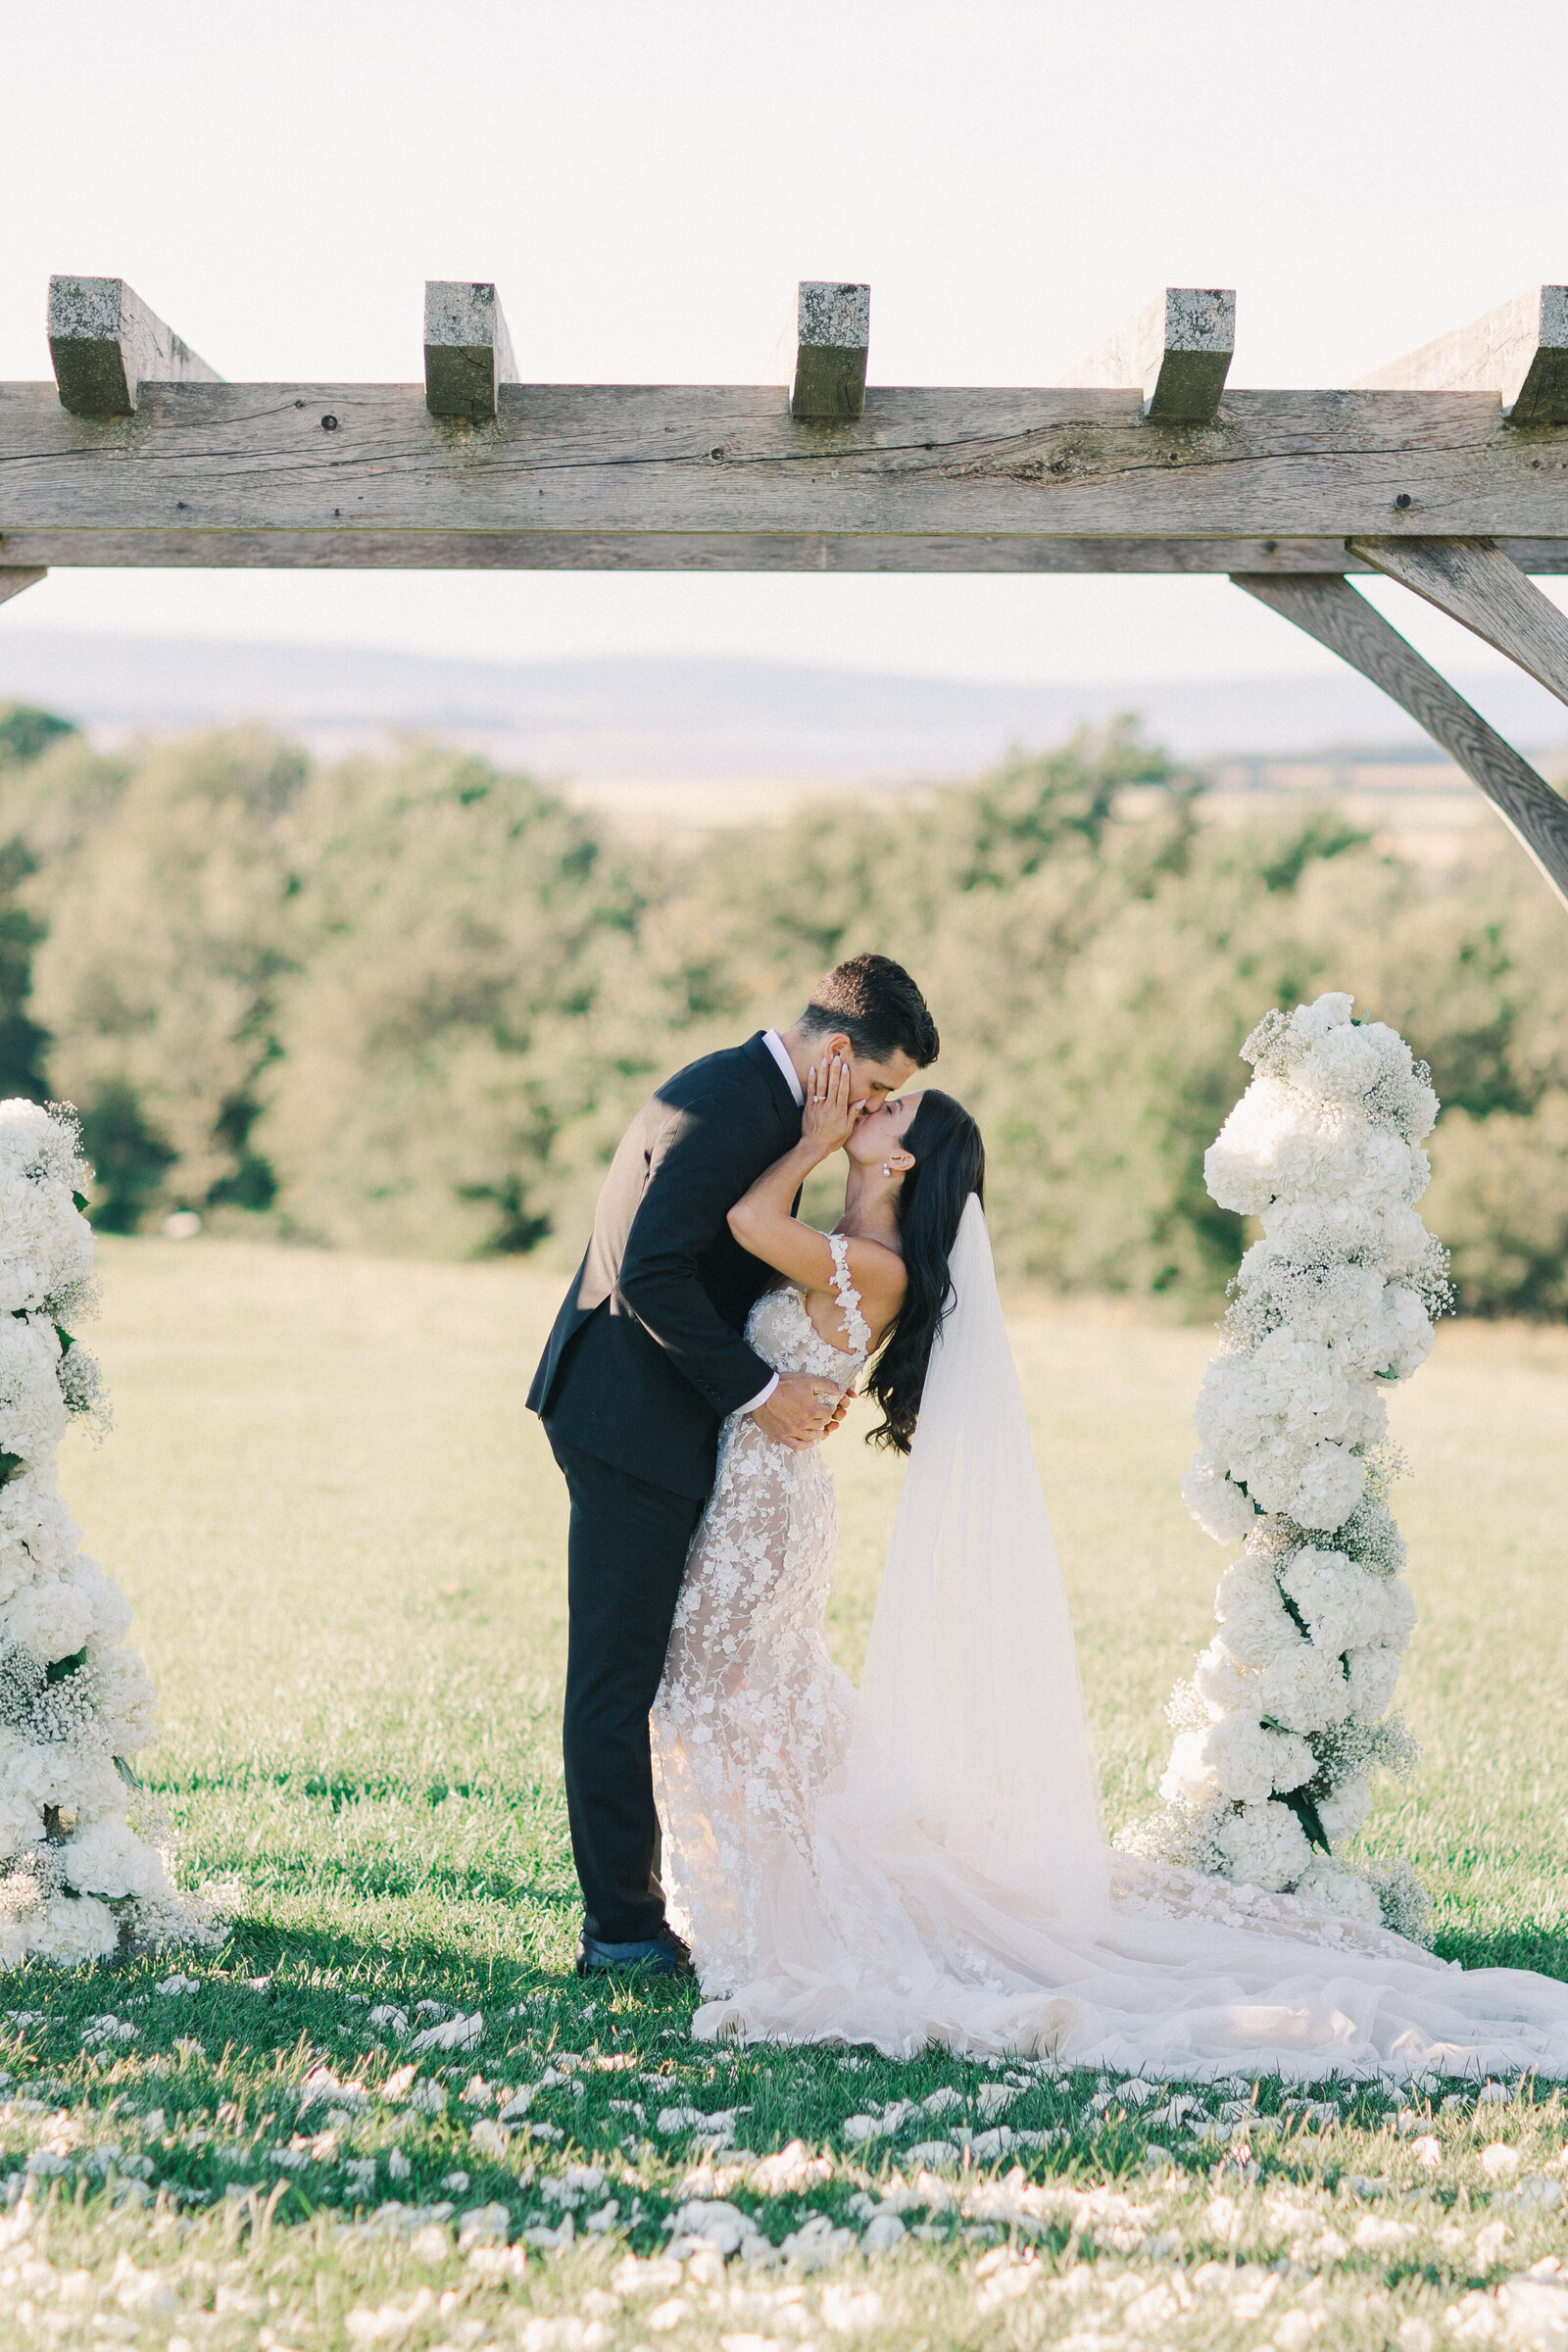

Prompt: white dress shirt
[{"left": 737, "top": 1031, "right": 806, "bottom": 1415}]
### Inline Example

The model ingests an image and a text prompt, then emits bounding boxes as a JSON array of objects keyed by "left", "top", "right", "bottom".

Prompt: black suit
[{"left": 528, "top": 1033, "right": 803, "bottom": 1942}]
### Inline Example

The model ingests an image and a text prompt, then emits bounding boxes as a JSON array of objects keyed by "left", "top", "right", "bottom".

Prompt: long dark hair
[{"left": 863, "top": 1090, "right": 987, "bottom": 1454}]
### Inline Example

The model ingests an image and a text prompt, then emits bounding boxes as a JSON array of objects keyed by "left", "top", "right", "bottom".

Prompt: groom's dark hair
[{"left": 798, "top": 954, "right": 939, "bottom": 1069}]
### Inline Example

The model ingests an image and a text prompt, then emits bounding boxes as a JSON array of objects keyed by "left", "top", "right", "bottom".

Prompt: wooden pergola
[{"left": 4, "top": 274, "right": 1568, "bottom": 907}]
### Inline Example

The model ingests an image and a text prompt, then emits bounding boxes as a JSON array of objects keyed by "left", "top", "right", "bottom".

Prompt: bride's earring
[{"left": 881, "top": 1161, "right": 892, "bottom": 1177}]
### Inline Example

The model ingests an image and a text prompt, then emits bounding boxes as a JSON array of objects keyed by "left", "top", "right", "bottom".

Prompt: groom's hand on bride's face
[{"left": 752, "top": 1371, "right": 842, "bottom": 1451}]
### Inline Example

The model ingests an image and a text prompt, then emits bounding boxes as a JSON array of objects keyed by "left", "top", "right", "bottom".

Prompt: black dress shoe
[{"left": 575, "top": 1924, "right": 696, "bottom": 1981}]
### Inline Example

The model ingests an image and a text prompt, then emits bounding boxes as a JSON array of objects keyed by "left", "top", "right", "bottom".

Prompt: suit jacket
[{"left": 527, "top": 1033, "right": 803, "bottom": 1499}]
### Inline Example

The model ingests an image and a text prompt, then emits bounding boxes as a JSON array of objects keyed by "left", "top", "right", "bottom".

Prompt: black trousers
[{"left": 549, "top": 1433, "right": 706, "bottom": 1945}]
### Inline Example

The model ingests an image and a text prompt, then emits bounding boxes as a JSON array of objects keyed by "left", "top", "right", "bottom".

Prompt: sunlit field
[{"left": 2, "top": 1235, "right": 1566, "bottom": 2348}]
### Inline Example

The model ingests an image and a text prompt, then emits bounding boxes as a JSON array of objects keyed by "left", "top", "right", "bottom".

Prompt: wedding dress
[{"left": 652, "top": 1206, "right": 1568, "bottom": 2080}]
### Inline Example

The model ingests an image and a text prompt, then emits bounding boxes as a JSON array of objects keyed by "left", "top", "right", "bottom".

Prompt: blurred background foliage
[{"left": 0, "top": 700, "right": 1564, "bottom": 1316}]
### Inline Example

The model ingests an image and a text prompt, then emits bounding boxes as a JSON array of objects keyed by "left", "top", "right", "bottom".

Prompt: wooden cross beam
[
  {"left": 47, "top": 276, "right": 220, "bottom": 417},
  {"left": 1348, "top": 535, "right": 1568, "bottom": 713},
  {"left": 8, "top": 269, "right": 1568, "bottom": 914},
  {"left": 1234, "top": 570, "right": 1568, "bottom": 906},
  {"left": 6, "top": 380, "right": 1568, "bottom": 572}
]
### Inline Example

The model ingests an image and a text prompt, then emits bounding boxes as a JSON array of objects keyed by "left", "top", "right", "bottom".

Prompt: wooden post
[
  {"left": 424, "top": 281, "right": 518, "bottom": 422},
  {"left": 1074, "top": 288, "right": 1235, "bottom": 424},
  {"left": 1232, "top": 569, "right": 1568, "bottom": 909},
  {"left": 0, "top": 567, "right": 45, "bottom": 610},
  {"left": 1356, "top": 286, "right": 1568, "bottom": 425},
  {"left": 47, "top": 277, "right": 220, "bottom": 416},
  {"left": 790, "top": 283, "right": 869, "bottom": 421},
  {"left": 1348, "top": 536, "right": 1568, "bottom": 713}
]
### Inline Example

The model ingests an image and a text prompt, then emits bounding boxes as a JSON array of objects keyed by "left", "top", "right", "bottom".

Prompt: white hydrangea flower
[
  {"left": 4, "top": 1739, "right": 88, "bottom": 1809},
  {"left": 1279, "top": 1547, "right": 1390, "bottom": 1655},
  {"left": 0, "top": 1101, "right": 88, "bottom": 1193},
  {"left": 1192, "top": 1637, "right": 1255, "bottom": 1715},
  {"left": 1215, "top": 1801, "right": 1311, "bottom": 1892},
  {"left": 1317, "top": 1776, "right": 1373, "bottom": 1842},
  {"left": 1201, "top": 1713, "right": 1316, "bottom": 1805},
  {"left": 0, "top": 1315, "right": 68, "bottom": 1473},
  {"left": 0, "top": 1575, "right": 94, "bottom": 1664},
  {"left": 0, "top": 1172, "right": 93, "bottom": 1317},
  {"left": 48, "top": 1749, "right": 127, "bottom": 1826},
  {"left": 1372, "top": 1284, "right": 1435, "bottom": 1381},
  {"left": 1375, "top": 1578, "right": 1417, "bottom": 1654},
  {"left": 0, "top": 1785, "right": 42, "bottom": 1863},
  {"left": 88, "top": 1645, "right": 160, "bottom": 1754},
  {"left": 1296, "top": 1856, "right": 1386, "bottom": 1927},
  {"left": 1212, "top": 1557, "right": 1298, "bottom": 1667},
  {"left": 1343, "top": 1644, "right": 1403, "bottom": 1719},
  {"left": 1286, "top": 1442, "right": 1367, "bottom": 1532},
  {"left": 66, "top": 1554, "right": 134, "bottom": 1649},
  {"left": 64, "top": 1819, "right": 172, "bottom": 1902},
  {"left": 1179, "top": 1453, "right": 1257, "bottom": 1545},
  {"left": 24, "top": 1889, "right": 120, "bottom": 1963},
  {"left": 0, "top": 1473, "right": 83, "bottom": 1598},
  {"left": 1255, "top": 1641, "right": 1354, "bottom": 1735}
]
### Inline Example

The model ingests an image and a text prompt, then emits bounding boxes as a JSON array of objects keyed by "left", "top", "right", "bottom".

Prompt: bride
[{"left": 651, "top": 1056, "right": 1568, "bottom": 2079}]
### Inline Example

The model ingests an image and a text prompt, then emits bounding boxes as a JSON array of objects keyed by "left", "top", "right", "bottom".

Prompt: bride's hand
[{"left": 803, "top": 1055, "right": 858, "bottom": 1154}]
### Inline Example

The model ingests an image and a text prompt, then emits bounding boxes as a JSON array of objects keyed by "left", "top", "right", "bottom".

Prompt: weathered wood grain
[
  {"left": 1357, "top": 286, "right": 1568, "bottom": 426},
  {"left": 1233, "top": 569, "right": 1568, "bottom": 908},
  {"left": 47, "top": 277, "right": 220, "bottom": 417},
  {"left": 11, "top": 526, "right": 1528, "bottom": 573},
  {"left": 0, "top": 566, "right": 45, "bottom": 607},
  {"left": 1349, "top": 535, "right": 1568, "bottom": 711},
  {"left": 423, "top": 282, "right": 518, "bottom": 421},
  {"left": 4, "top": 381, "right": 1568, "bottom": 564},
  {"left": 790, "top": 283, "right": 869, "bottom": 421},
  {"left": 1075, "top": 288, "right": 1235, "bottom": 424}
]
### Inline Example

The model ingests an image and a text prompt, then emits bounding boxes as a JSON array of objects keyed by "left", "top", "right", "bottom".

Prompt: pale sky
[{"left": 6, "top": 0, "right": 1568, "bottom": 701}]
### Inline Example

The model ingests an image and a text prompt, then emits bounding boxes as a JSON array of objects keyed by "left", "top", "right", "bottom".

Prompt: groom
[{"left": 528, "top": 953, "right": 939, "bottom": 1977}]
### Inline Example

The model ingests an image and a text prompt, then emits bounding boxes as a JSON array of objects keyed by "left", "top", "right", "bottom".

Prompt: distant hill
[{"left": 0, "top": 627, "right": 1564, "bottom": 783}]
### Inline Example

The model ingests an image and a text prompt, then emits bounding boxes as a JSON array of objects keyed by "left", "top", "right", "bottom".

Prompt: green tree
[
  {"left": 256, "top": 745, "right": 640, "bottom": 1255},
  {"left": 23, "top": 728, "right": 304, "bottom": 1225}
]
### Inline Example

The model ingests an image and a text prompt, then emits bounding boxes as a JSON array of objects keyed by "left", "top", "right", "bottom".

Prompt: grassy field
[{"left": 2, "top": 1234, "right": 1567, "bottom": 2348}]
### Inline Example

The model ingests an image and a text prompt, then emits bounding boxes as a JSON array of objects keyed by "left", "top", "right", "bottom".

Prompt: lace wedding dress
[{"left": 652, "top": 1207, "right": 1568, "bottom": 2080}]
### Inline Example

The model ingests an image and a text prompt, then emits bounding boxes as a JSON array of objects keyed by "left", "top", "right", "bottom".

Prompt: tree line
[{"left": 0, "top": 702, "right": 1562, "bottom": 1316}]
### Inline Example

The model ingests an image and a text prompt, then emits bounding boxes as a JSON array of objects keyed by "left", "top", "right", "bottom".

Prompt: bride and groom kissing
[{"left": 530, "top": 955, "right": 1568, "bottom": 2076}]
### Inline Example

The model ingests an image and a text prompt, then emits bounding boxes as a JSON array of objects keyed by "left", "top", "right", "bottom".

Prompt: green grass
[{"left": 1, "top": 1235, "right": 1566, "bottom": 2346}]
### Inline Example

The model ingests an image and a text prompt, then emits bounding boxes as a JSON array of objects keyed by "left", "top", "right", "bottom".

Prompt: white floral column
[
  {"left": 0, "top": 1100, "right": 218, "bottom": 1964},
  {"left": 1124, "top": 994, "right": 1449, "bottom": 1939}
]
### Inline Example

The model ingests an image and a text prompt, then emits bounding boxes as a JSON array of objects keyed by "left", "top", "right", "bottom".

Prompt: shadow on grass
[
  {"left": 1434, "top": 1923, "right": 1568, "bottom": 1981},
  {"left": 196, "top": 1846, "right": 579, "bottom": 1920},
  {"left": 164, "top": 1767, "right": 561, "bottom": 1813}
]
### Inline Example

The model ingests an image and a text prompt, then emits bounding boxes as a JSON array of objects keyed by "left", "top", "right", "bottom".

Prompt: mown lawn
[{"left": 2, "top": 1235, "right": 1566, "bottom": 2349}]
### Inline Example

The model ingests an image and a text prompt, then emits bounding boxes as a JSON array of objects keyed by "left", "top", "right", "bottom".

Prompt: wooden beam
[
  {"left": 1074, "top": 288, "right": 1235, "bottom": 424},
  {"left": 790, "top": 283, "right": 869, "bottom": 420},
  {"left": 47, "top": 277, "right": 220, "bottom": 417},
  {"left": 0, "top": 566, "right": 45, "bottom": 608},
  {"left": 1233, "top": 570, "right": 1568, "bottom": 909},
  {"left": 1348, "top": 535, "right": 1568, "bottom": 712},
  {"left": 7, "top": 528, "right": 1528, "bottom": 575},
  {"left": 5, "top": 381, "right": 1568, "bottom": 566},
  {"left": 1357, "top": 286, "right": 1568, "bottom": 426},
  {"left": 423, "top": 281, "right": 518, "bottom": 421}
]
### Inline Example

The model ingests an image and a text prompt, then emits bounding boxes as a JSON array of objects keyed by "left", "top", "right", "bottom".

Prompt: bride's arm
[{"left": 727, "top": 1057, "right": 905, "bottom": 1322}]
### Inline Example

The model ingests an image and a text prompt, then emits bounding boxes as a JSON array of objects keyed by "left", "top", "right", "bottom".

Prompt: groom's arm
[{"left": 616, "top": 1089, "right": 784, "bottom": 1418}]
